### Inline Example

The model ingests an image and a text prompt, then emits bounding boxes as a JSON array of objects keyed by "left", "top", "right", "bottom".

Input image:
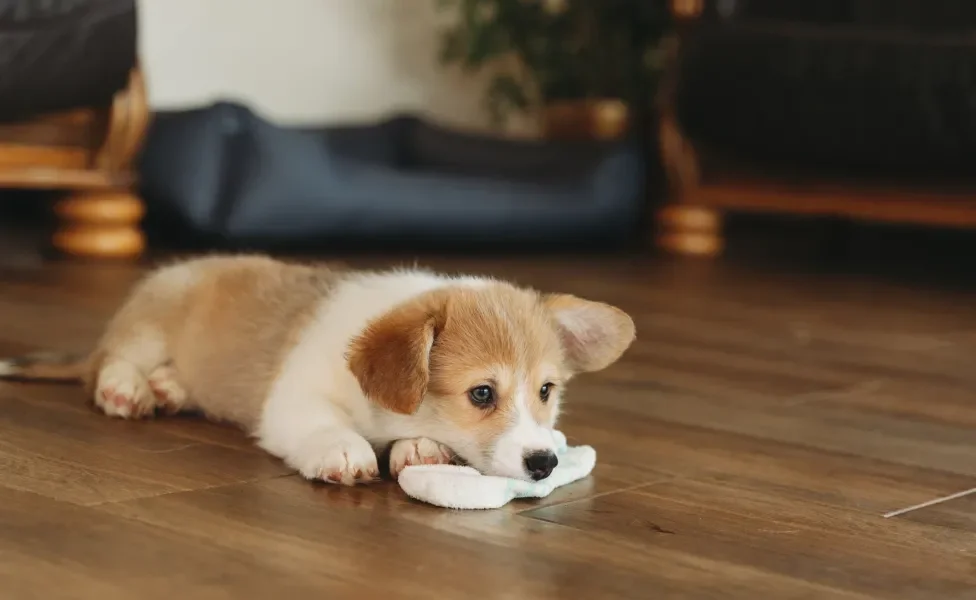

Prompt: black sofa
[{"left": 139, "top": 103, "right": 645, "bottom": 251}]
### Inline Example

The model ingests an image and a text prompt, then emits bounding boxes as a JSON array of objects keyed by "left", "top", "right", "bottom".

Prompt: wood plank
[
  {"left": 8, "top": 380, "right": 274, "bottom": 455},
  {"left": 0, "top": 486, "right": 350, "bottom": 599},
  {"left": 0, "top": 387, "right": 289, "bottom": 505},
  {"left": 568, "top": 379, "right": 976, "bottom": 479},
  {"left": 97, "top": 476, "right": 875, "bottom": 599},
  {"left": 522, "top": 480, "right": 976, "bottom": 599},
  {"left": 802, "top": 378, "right": 976, "bottom": 428},
  {"left": 900, "top": 492, "right": 976, "bottom": 534},
  {"left": 558, "top": 400, "right": 976, "bottom": 516},
  {"left": 695, "top": 180, "right": 976, "bottom": 229}
]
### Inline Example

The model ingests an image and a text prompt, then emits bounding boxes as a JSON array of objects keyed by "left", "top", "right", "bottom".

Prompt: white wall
[{"left": 138, "top": 0, "right": 537, "bottom": 135}]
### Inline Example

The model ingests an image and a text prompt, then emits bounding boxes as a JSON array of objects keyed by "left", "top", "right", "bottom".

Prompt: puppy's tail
[{"left": 0, "top": 351, "right": 88, "bottom": 383}]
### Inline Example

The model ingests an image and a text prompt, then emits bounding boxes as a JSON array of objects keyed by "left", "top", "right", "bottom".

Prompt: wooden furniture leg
[
  {"left": 657, "top": 203, "right": 723, "bottom": 257},
  {"left": 654, "top": 12, "right": 724, "bottom": 259},
  {"left": 656, "top": 107, "right": 724, "bottom": 257},
  {"left": 55, "top": 67, "right": 150, "bottom": 260},
  {"left": 52, "top": 191, "right": 145, "bottom": 258},
  {"left": 0, "top": 68, "right": 150, "bottom": 260}
]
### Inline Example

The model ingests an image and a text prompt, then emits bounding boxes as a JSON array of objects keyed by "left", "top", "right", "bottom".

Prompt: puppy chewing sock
[{"left": 397, "top": 430, "right": 596, "bottom": 510}]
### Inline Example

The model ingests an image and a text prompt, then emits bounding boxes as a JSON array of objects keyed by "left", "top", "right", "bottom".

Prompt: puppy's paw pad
[
  {"left": 94, "top": 365, "right": 155, "bottom": 420},
  {"left": 292, "top": 432, "right": 379, "bottom": 486},
  {"left": 389, "top": 438, "right": 455, "bottom": 480},
  {"left": 95, "top": 382, "right": 140, "bottom": 418},
  {"left": 147, "top": 366, "right": 187, "bottom": 413}
]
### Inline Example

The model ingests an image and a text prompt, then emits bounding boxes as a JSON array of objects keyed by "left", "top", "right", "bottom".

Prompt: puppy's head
[{"left": 346, "top": 282, "right": 634, "bottom": 480}]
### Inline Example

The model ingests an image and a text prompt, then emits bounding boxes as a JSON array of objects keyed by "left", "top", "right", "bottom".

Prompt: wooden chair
[{"left": 0, "top": 68, "right": 150, "bottom": 259}]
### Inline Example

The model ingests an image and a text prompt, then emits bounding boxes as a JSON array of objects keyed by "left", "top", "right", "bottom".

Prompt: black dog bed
[{"left": 138, "top": 102, "right": 645, "bottom": 251}]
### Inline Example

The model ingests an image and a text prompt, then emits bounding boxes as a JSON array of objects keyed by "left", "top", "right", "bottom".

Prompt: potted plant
[{"left": 434, "top": 0, "right": 670, "bottom": 140}]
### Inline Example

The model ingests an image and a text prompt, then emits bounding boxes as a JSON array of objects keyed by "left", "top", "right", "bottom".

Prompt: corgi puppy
[{"left": 0, "top": 256, "right": 635, "bottom": 484}]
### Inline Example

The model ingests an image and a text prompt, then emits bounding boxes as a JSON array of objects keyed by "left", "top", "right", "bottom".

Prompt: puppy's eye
[
  {"left": 540, "top": 383, "right": 554, "bottom": 402},
  {"left": 468, "top": 385, "right": 495, "bottom": 407}
]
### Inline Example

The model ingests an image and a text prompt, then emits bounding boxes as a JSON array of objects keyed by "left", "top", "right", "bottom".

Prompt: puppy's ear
[
  {"left": 346, "top": 293, "right": 446, "bottom": 415},
  {"left": 545, "top": 294, "right": 636, "bottom": 373}
]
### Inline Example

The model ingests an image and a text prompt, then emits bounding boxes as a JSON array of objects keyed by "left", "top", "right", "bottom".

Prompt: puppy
[{"left": 0, "top": 255, "right": 635, "bottom": 484}]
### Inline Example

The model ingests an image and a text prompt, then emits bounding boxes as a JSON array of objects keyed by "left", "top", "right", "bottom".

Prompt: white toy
[{"left": 397, "top": 430, "right": 596, "bottom": 510}]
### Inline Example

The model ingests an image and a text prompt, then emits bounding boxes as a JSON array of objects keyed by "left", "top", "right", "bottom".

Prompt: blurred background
[{"left": 0, "top": 0, "right": 974, "bottom": 280}]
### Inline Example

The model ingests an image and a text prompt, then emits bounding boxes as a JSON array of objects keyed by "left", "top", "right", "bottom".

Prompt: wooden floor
[{"left": 0, "top": 249, "right": 974, "bottom": 599}]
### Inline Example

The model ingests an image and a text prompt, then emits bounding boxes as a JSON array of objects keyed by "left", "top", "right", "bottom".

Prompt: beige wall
[{"left": 138, "top": 0, "right": 536, "bottom": 135}]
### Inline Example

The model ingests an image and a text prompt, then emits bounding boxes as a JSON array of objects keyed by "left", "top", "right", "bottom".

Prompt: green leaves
[
  {"left": 434, "top": 0, "right": 671, "bottom": 126},
  {"left": 438, "top": 0, "right": 510, "bottom": 70},
  {"left": 486, "top": 73, "right": 531, "bottom": 126}
]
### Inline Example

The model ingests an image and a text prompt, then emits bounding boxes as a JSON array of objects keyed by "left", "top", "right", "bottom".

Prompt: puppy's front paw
[
  {"left": 290, "top": 429, "right": 379, "bottom": 486},
  {"left": 389, "top": 437, "right": 456, "bottom": 480}
]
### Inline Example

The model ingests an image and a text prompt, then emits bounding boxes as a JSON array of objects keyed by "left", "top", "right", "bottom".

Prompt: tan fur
[
  {"left": 425, "top": 284, "right": 564, "bottom": 445},
  {"left": 544, "top": 293, "right": 636, "bottom": 373},
  {"left": 346, "top": 282, "right": 627, "bottom": 448},
  {"left": 346, "top": 289, "right": 445, "bottom": 416},
  {"left": 85, "top": 255, "right": 343, "bottom": 429}
]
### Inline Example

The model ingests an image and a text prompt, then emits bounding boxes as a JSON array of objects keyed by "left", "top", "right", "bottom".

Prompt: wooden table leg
[
  {"left": 655, "top": 96, "right": 723, "bottom": 257},
  {"left": 657, "top": 204, "right": 724, "bottom": 257},
  {"left": 52, "top": 190, "right": 146, "bottom": 259}
]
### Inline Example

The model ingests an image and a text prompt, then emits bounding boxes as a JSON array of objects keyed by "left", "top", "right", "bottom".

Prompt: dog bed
[{"left": 138, "top": 102, "right": 645, "bottom": 250}]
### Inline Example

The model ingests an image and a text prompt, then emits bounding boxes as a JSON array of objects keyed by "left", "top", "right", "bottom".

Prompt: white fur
[
  {"left": 489, "top": 388, "right": 559, "bottom": 478},
  {"left": 255, "top": 270, "right": 524, "bottom": 481}
]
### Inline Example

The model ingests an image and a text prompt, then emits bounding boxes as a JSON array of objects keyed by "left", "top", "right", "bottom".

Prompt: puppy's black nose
[{"left": 523, "top": 451, "right": 558, "bottom": 481}]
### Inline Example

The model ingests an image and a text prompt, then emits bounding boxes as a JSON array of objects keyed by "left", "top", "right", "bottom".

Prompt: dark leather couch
[{"left": 0, "top": 0, "right": 136, "bottom": 123}]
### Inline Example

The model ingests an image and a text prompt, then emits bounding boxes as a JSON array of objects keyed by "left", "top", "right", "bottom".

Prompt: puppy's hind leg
[
  {"left": 92, "top": 329, "right": 170, "bottom": 420},
  {"left": 147, "top": 364, "right": 190, "bottom": 415},
  {"left": 95, "top": 360, "right": 155, "bottom": 419}
]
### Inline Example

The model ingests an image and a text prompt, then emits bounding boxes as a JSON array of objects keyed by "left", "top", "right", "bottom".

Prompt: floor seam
[
  {"left": 514, "top": 477, "right": 681, "bottom": 516},
  {"left": 86, "top": 472, "right": 296, "bottom": 508},
  {"left": 780, "top": 379, "right": 887, "bottom": 408},
  {"left": 883, "top": 486, "right": 976, "bottom": 519}
]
